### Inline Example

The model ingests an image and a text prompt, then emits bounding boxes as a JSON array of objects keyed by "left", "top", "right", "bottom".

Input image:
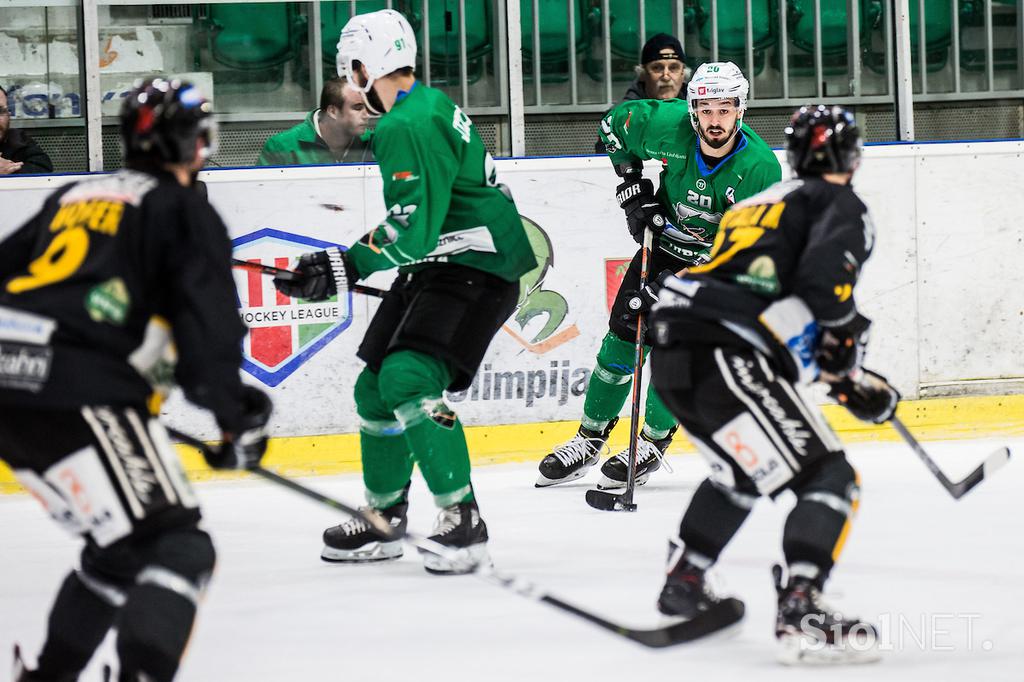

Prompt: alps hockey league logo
[{"left": 232, "top": 228, "right": 354, "bottom": 387}]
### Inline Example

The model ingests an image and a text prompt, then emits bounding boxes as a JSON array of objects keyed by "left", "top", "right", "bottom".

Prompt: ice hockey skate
[
  {"left": 773, "top": 565, "right": 879, "bottom": 665},
  {"left": 321, "top": 501, "right": 408, "bottom": 563},
  {"left": 596, "top": 427, "right": 675, "bottom": 490},
  {"left": 535, "top": 418, "right": 617, "bottom": 487},
  {"left": 419, "top": 500, "right": 490, "bottom": 575},
  {"left": 657, "top": 554, "right": 731, "bottom": 620}
]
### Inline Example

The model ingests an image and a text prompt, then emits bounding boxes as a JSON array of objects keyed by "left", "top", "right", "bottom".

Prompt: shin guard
[{"left": 783, "top": 457, "right": 860, "bottom": 583}]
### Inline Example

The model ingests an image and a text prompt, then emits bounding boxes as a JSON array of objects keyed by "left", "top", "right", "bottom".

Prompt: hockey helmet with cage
[
  {"left": 336, "top": 10, "right": 417, "bottom": 115},
  {"left": 687, "top": 62, "right": 748, "bottom": 130},
  {"left": 120, "top": 78, "right": 215, "bottom": 165},
  {"left": 785, "top": 104, "right": 862, "bottom": 176}
]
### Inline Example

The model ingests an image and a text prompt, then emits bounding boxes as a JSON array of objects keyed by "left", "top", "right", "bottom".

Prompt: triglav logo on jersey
[{"left": 232, "top": 228, "right": 353, "bottom": 387}]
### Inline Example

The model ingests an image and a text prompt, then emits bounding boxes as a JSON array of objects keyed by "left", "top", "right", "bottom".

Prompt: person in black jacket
[
  {"left": 643, "top": 105, "right": 899, "bottom": 664},
  {"left": 0, "top": 85, "right": 54, "bottom": 175},
  {"left": 1, "top": 77, "right": 271, "bottom": 682}
]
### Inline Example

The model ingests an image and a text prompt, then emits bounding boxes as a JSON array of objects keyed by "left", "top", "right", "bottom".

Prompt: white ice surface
[{"left": 3, "top": 438, "right": 1023, "bottom": 681}]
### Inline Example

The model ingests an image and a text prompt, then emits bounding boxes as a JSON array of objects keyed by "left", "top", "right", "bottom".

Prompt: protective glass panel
[{"left": 0, "top": 3, "right": 85, "bottom": 173}]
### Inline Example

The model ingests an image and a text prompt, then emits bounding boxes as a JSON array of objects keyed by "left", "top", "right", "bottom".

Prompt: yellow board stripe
[{"left": 2, "top": 394, "right": 1023, "bottom": 494}]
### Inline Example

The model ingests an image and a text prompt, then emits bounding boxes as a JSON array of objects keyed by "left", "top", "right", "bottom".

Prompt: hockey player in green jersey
[
  {"left": 537, "top": 61, "right": 781, "bottom": 489},
  {"left": 273, "top": 9, "right": 534, "bottom": 573}
]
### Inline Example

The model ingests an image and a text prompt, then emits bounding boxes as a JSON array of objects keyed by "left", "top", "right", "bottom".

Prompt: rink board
[
  {"left": 0, "top": 141, "right": 1022, "bottom": 487},
  {"left": 1, "top": 393, "right": 1022, "bottom": 493}
]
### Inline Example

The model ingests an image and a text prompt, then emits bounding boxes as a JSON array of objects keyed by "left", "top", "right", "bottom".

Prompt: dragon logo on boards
[
  {"left": 502, "top": 216, "right": 580, "bottom": 354},
  {"left": 232, "top": 228, "right": 353, "bottom": 387}
]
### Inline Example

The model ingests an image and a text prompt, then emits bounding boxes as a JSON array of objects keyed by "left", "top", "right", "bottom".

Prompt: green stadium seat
[
  {"left": 694, "top": 0, "right": 775, "bottom": 57},
  {"left": 520, "top": 0, "right": 588, "bottom": 82},
  {"left": 958, "top": 0, "right": 1019, "bottom": 72},
  {"left": 321, "top": 1, "right": 388, "bottom": 62},
  {"left": 402, "top": 1, "right": 492, "bottom": 86},
  {"left": 584, "top": 0, "right": 692, "bottom": 82},
  {"left": 860, "top": 0, "right": 953, "bottom": 73},
  {"left": 210, "top": 3, "right": 297, "bottom": 70}
]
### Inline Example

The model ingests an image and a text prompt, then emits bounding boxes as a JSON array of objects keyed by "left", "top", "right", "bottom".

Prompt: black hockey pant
[
  {"left": 0, "top": 405, "right": 214, "bottom": 682},
  {"left": 651, "top": 344, "right": 861, "bottom": 584}
]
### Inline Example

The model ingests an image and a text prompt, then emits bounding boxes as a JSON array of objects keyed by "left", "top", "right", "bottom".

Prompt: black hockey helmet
[
  {"left": 785, "top": 104, "right": 862, "bottom": 176},
  {"left": 120, "top": 77, "right": 215, "bottom": 166}
]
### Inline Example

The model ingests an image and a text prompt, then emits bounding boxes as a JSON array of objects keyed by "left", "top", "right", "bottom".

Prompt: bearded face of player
[{"left": 695, "top": 98, "right": 741, "bottom": 150}]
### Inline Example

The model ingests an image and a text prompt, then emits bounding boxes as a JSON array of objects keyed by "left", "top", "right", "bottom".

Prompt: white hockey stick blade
[{"left": 950, "top": 446, "right": 1011, "bottom": 499}]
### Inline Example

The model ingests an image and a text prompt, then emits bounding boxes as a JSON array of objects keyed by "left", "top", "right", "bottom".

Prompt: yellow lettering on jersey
[
  {"left": 49, "top": 200, "right": 123, "bottom": 236},
  {"left": 8, "top": 199, "right": 123, "bottom": 294},
  {"left": 6, "top": 226, "right": 90, "bottom": 294},
  {"left": 760, "top": 202, "right": 786, "bottom": 229},
  {"left": 690, "top": 226, "right": 765, "bottom": 274}
]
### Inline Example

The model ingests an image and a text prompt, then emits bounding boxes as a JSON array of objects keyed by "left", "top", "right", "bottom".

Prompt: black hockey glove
[
  {"left": 273, "top": 247, "right": 358, "bottom": 302},
  {"left": 620, "top": 269, "right": 675, "bottom": 321},
  {"left": 816, "top": 313, "right": 871, "bottom": 376},
  {"left": 826, "top": 369, "right": 900, "bottom": 424},
  {"left": 209, "top": 386, "right": 273, "bottom": 470},
  {"left": 616, "top": 177, "right": 669, "bottom": 245}
]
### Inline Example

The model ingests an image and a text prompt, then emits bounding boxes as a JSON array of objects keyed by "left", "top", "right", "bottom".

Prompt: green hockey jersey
[
  {"left": 600, "top": 99, "right": 782, "bottom": 263},
  {"left": 346, "top": 82, "right": 534, "bottom": 283}
]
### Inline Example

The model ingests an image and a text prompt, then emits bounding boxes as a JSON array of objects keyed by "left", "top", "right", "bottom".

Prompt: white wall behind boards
[{"left": 0, "top": 141, "right": 1021, "bottom": 438}]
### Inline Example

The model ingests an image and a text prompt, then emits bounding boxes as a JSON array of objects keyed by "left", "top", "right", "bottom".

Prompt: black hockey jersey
[
  {"left": 649, "top": 177, "right": 875, "bottom": 381},
  {"left": 0, "top": 169, "right": 249, "bottom": 429}
]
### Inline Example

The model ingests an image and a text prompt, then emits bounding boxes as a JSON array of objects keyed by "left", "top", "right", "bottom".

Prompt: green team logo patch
[
  {"left": 736, "top": 255, "right": 780, "bottom": 294},
  {"left": 85, "top": 277, "right": 130, "bottom": 325}
]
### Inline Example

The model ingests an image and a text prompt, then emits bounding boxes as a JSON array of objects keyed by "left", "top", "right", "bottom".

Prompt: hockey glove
[
  {"left": 816, "top": 313, "right": 871, "bottom": 376},
  {"left": 209, "top": 386, "right": 273, "bottom": 470},
  {"left": 620, "top": 269, "right": 675, "bottom": 321},
  {"left": 616, "top": 177, "right": 669, "bottom": 245},
  {"left": 826, "top": 369, "right": 900, "bottom": 424},
  {"left": 273, "top": 247, "right": 358, "bottom": 302}
]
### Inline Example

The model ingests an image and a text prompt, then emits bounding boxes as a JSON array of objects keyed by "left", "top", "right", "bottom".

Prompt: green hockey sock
[
  {"left": 352, "top": 367, "right": 414, "bottom": 508},
  {"left": 395, "top": 398, "right": 474, "bottom": 507},
  {"left": 359, "top": 425, "right": 413, "bottom": 509},
  {"left": 581, "top": 331, "right": 644, "bottom": 432},
  {"left": 642, "top": 382, "right": 679, "bottom": 440}
]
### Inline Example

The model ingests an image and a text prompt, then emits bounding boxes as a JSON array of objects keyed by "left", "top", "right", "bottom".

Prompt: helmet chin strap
[
  {"left": 358, "top": 86, "right": 386, "bottom": 117},
  {"left": 348, "top": 66, "right": 386, "bottom": 116}
]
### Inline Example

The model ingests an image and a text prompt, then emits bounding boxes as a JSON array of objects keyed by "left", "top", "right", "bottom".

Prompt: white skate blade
[
  {"left": 776, "top": 631, "right": 881, "bottom": 666},
  {"left": 595, "top": 471, "right": 651, "bottom": 490},
  {"left": 321, "top": 540, "right": 404, "bottom": 563},
  {"left": 535, "top": 466, "right": 593, "bottom": 488},
  {"left": 420, "top": 542, "right": 490, "bottom": 575}
]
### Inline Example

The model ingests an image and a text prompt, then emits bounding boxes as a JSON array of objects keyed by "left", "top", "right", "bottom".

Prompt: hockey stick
[
  {"left": 890, "top": 416, "right": 1010, "bottom": 499},
  {"left": 230, "top": 258, "right": 386, "bottom": 298},
  {"left": 585, "top": 227, "right": 655, "bottom": 512},
  {"left": 167, "top": 427, "right": 743, "bottom": 647}
]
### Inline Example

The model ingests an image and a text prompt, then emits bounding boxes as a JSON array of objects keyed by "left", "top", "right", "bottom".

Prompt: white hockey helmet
[
  {"left": 686, "top": 61, "right": 749, "bottom": 130},
  {"left": 336, "top": 9, "right": 417, "bottom": 103}
]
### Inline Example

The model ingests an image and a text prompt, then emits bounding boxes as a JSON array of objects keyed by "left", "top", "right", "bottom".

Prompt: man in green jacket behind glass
[
  {"left": 256, "top": 76, "right": 372, "bottom": 166},
  {"left": 272, "top": 9, "right": 534, "bottom": 574}
]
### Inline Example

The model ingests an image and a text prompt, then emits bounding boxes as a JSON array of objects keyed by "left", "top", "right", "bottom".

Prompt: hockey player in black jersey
[
  {"left": 642, "top": 105, "right": 899, "bottom": 664},
  {"left": 0, "top": 78, "right": 271, "bottom": 681}
]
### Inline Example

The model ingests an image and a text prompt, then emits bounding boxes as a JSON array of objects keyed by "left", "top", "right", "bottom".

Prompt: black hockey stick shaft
[
  {"left": 890, "top": 415, "right": 1011, "bottom": 499},
  {"left": 231, "top": 258, "right": 386, "bottom": 298},
  {"left": 165, "top": 427, "right": 730, "bottom": 646},
  {"left": 623, "top": 228, "right": 655, "bottom": 508}
]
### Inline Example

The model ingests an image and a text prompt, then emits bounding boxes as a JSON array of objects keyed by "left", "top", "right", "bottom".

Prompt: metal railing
[{"left": 4, "top": 0, "right": 1022, "bottom": 168}]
